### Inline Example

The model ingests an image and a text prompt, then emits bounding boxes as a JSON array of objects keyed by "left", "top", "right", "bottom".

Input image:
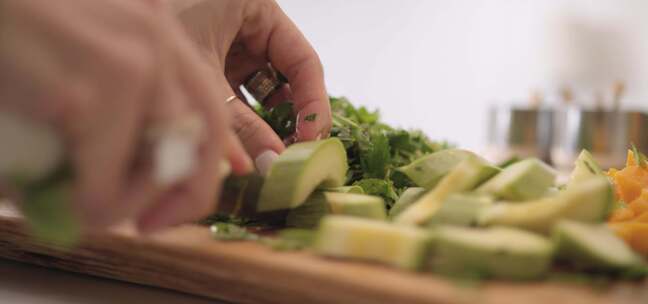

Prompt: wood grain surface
[{"left": 1, "top": 203, "right": 647, "bottom": 304}]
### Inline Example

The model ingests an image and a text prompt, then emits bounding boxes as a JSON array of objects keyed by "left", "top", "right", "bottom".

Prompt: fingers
[
  {"left": 118, "top": 64, "right": 190, "bottom": 225},
  {"left": 228, "top": 97, "right": 284, "bottom": 172},
  {"left": 238, "top": 1, "right": 331, "bottom": 141},
  {"left": 136, "top": 11, "right": 250, "bottom": 232},
  {"left": 70, "top": 76, "right": 147, "bottom": 229},
  {"left": 217, "top": 50, "right": 287, "bottom": 169},
  {"left": 187, "top": 22, "right": 286, "bottom": 170}
]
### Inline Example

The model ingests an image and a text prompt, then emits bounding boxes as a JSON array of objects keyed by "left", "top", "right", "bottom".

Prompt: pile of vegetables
[
  {"left": 608, "top": 148, "right": 648, "bottom": 256},
  {"left": 256, "top": 96, "right": 448, "bottom": 207},
  {"left": 209, "top": 97, "right": 648, "bottom": 282}
]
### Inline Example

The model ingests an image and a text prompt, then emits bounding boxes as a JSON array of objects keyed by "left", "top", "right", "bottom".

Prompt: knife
[{"left": 0, "top": 111, "right": 204, "bottom": 246}]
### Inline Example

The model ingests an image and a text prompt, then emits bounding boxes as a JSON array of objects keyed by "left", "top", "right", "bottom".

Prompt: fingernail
[
  {"left": 255, "top": 150, "right": 279, "bottom": 176},
  {"left": 219, "top": 160, "right": 232, "bottom": 178}
]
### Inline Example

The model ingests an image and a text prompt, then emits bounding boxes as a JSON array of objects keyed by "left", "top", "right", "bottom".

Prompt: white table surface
[{"left": 0, "top": 258, "right": 227, "bottom": 304}]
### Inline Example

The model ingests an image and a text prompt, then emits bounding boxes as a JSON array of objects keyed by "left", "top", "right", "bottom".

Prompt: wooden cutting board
[{"left": 1, "top": 203, "right": 647, "bottom": 304}]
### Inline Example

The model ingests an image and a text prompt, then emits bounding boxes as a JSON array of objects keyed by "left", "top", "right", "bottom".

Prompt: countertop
[{"left": 0, "top": 259, "right": 227, "bottom": 304}]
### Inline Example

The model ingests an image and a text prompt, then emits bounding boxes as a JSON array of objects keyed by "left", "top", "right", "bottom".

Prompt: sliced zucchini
[
  {"left": 286, "top": 192, "right": 386, "bottom": 228},
  {"left": 313, "top": 215, "right": 433, "bottom": 270},
  {"left": 478, "top": 176, "right": 613, "bottom": 234},
  {"left": 567, "top": 150, "right": 604, "bottom": 187},
  {"left": 388, "top": 187, "right": 427, "bottom": 219},
  {"left": 476, "top": 158, "right": 556, "bottom": 201},
  {"left": 426, "top": 193, "right": 494, "bottom": 227},
  {"left": 552, "top": 220, "right": 644, "bottom": 271},
  {"left": 430, "top": 226, "right": 554, "bottom": 280},
  {"left": 395, "top": 156, "right": 499, "bottom": 225},
  {"left": 285, "top": 192, "right": 329, "bottom": 229},
  {"left": 326, "top": 192, "right": 386, "bottom": 220},
  {"left": 257, "top": 138, "right": 348, "bottom": 212},
  {"left": 396, "top": 149, "right": 477, "bottom": 189}
]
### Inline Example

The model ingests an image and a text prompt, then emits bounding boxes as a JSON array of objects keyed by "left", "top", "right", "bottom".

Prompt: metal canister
[
  {"left": 485, "top": 105, "right": 554, "bottom": 164},
  {"left": 551, "top": 108, "right": 648, "bottom": 170}
]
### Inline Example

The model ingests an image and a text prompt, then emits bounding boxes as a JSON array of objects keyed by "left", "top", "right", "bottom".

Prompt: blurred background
[{"left": 277, "top": 0, "right": 648, "bottom": 168}]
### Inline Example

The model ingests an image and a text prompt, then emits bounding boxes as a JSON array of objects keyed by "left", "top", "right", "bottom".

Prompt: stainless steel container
[
  {"left": 485, "top": 106, "right": 554, "bottom": 164},
  {"left": 551, "top": 108, "right": 648, "bottom": 170}
]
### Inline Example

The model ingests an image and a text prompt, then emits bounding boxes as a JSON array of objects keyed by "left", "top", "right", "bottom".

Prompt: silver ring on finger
[{"left": 243, "top": 64, "right": 287, "bottom": 104}]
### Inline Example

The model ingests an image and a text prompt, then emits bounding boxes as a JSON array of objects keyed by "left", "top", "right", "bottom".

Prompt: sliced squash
[{"left": 257, "top": 138, "right": 348, "bottom": 212}]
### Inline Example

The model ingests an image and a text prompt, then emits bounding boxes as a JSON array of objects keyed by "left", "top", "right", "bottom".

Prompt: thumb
[{"left": 227, "top": 98, "right": 284, "bottom": 175}]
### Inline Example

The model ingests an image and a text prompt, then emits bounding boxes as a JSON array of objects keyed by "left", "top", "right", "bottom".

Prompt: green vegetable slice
[
  {"left": 426, "top": 193, "right": 494, "bottom": 227},
  {"left": 396, "top": 149, "right": 477, "bottom": 189},
  {"left": 395, "top": 156, "right": 499, "bottom": 225},
  {"left": 476, "top": 158, "right": 556, "bottom": 201},
  {"left": 314, "top": 215, "right": 433, "bottom": 270},
  {"left": 552, "top": 220, "right": 644, "bottom": 272},
  {"left": 257, "top": 138, "right": 348, "bottom": 212},
  {"left": 388, "top": 187, "right": 427, "bottom": 219},
  {"left": 567, "top": 150, "right": 604, "bottom": 188},
  {"left": 430, "top": 226, "right": 554, "bottom": 280},
  {"left": 478, "top": 176, "right": 613, "bottom": 234},
  {"left": 286, "top": 192, "right": 386, "bottom": 228}
]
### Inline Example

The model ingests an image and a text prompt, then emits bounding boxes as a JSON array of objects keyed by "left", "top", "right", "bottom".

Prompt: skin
[
  {"left": 176, "top": 0, "right": 332, "bottom": 154},
  {"left": 0, "top": 0, "right": 331, "bottom": 233}
]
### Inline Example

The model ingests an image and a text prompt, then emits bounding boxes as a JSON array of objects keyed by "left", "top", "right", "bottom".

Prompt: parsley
[
  {"left": 256, "top": 103, "right": 296, "bottom": 139},
  {"left": 210, "top": 222, "right": 314, "bottom": 252},
  {"left": 304, "top": 113, "right": 317, "bottom": 122},
  {"left": 210, "top": 222, "right": 259, "bottom": 241},
  {"left": 256, "top": 97, "right": 448, "bottom": 208}
]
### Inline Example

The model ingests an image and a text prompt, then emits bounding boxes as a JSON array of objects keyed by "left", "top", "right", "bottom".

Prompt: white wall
[{"left": 277, "top": 0, "right": 648, "bottom": 150}]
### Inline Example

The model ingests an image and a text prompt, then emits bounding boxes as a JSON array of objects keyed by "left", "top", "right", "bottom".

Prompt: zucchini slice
[
  {"left": 552, "top": 220, "right": 644, "bottom": 271},
  {"left": 476, "top": 158, "right": 556, "bottom": 201},
  {"left": 567, "top": 150, "right": 604, "bottom": 188},
  {"left": 286, "top": 192, "right": 386, "bottom": 228},
  {"left": 395, "top": 156, "right": 499, "bottom": 225},
  {"left": 430, "top": 226, "right": 554, "bottom": 280},
  {"left": 388, "top": 187, "right": 427, "bottom": 219},
  {"left": 257, "top": 138, "right": 348, "bottom": 212},
  {"left": 396, "top": 149, "right": 477, "bottom": 189},
  {"left": 314, "top": 215, "right": 433, "bottom": 270},
  {"left": 478, "top": 176, "right": 613, "bottom": 234},
  {"left": 426, "top": 193, "right": 494, "bottom": 227}
]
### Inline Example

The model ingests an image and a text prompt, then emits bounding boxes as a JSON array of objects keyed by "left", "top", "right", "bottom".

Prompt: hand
[
  {"left": 175, "top": 0, "right": 332, "bottom": 171},
  {"left": 0, "top": 0, "right": 252, "bottom": 232}
]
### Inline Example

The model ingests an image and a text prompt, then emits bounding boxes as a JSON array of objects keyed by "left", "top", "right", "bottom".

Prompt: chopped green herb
[
  {"left": 200, "top": 213, "right": 264, "bottom": 227},
  {"left": 304, "top": 113, "right": 317, "bottom": 122},
  {"left": 256, "top": 102, "right": 296, "bottom": 139},
  {"left": 210, "top": 222, "right": 259, "bottom": 241},
  {"left": 256, "top": 97, "right": 449, "bottom": 207},
  {"left": 210, "top": 222, "right": 315, "bottom": 252},
  {"left": 352, "top": 178, "right": 399, "bottom": 207}
]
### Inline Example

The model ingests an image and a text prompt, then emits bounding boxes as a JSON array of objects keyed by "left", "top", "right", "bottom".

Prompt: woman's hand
[
  {"left": 0, "top": 0, "right": 252, "bottom": 232},
  {"left": 175, "top": 0, "right": 332, "bottom": 172}
]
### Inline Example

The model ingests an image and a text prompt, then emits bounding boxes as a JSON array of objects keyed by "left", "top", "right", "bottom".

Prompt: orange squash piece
[
  {"left": 612, "top": 167, "right": 648, "bottom": 203},
  {"left": 610, "top": 207, "right": 635, "bottom": 222},
  {"left": 629, "top": 189, "right": 648, "bottom": 215},
  {"left": 607, "top": 149, "right": 648, "bottom": 256},
  {"left": 608, "top": 222, "right": 648, "bottom": 256},
  {"left": 634, "top": 212, "right": 648, "bottom": 223}
]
